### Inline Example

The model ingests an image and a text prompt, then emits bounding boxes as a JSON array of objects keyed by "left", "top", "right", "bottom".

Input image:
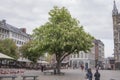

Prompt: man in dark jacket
[
  {"left": 86, "top": 68, "right": 93, "bottom": 80},
  {"left": 94, "top": 69, "right": 100, "bottom": 80}
]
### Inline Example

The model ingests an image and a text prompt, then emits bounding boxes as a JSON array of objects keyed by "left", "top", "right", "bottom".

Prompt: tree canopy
[
  {"left": 32, "top": 6, "right": 94, "bottom": 74},
  {"left": 20, "top": 41, "right": 43, "bottom": 62},
  {"left": 0, "top": 38, "right": 18, "bottom": 59}
]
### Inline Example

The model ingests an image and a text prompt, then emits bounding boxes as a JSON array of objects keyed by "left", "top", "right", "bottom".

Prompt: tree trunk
[{"left": 55, "top": 57, "right": 61, "bottom": 74}]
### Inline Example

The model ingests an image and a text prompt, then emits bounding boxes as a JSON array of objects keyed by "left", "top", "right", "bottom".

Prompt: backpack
[{"left": 87, "top": 72, "right": 92, "bottom": 79}]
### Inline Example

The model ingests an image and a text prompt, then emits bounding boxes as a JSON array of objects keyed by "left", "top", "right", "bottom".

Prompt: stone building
[
  {"left": 94, "top": 39, "right": 104, "bottom": 68},
  {"left": 112, "top": 0, "right": 120, "bottom": 69}
]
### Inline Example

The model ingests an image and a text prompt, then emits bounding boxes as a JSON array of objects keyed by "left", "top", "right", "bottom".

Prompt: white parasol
[{"left": 0, "top": 52, "right": 14, "bottom": 59}]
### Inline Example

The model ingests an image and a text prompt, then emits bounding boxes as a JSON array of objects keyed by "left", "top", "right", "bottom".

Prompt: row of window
[
  {"left": 13, "top": 39, "right": 26, "bottom": 46},
  {"left": 0, "top": 34, "right": 9, "bottom": 39},
  {"left": 71, "top": 52, "right": 88, "bottom": 59},
  {"left": 0, "top": 28, "right": 29, "bottom": 41},
  {"left": 12, "top": 32, "right": 29, "bottom": 41},
  {"left": 0, "top": 28, "right": 9, "bottom": 35},
  {"left": 0, "top": 34, "right": 26, "bottom": 46},
  {"left": 0, "top": 28, "right": 30, "bottom": 42}
]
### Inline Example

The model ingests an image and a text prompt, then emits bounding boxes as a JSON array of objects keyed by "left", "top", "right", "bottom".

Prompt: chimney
[
  {"left": 20, "top": 28, "right": 26, "bottom": 33},
  {"left": 1, "top": 19, "right": 6, "bottom": 25}
]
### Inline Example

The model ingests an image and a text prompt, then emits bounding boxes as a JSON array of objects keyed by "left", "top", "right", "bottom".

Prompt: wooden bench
[
  {"left": 21, "top": 75, "right": 38, "bottom": 80},
  {"left": 43, "top": 71, "right": 54, "bottom": 75},
  {"left": 43, "top": 70, "right": 65, "bottom": 75},
  {"left": 0, "top": 75, "right": 17, "bottom": 80}
]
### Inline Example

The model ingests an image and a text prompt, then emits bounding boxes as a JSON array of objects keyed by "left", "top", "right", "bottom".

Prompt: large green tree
[
  {"left": 0, "top": 38, "right": 18, "bottom": 59},
  {"left": 33, "top": 6, "right": 94, "bottom": 74}
]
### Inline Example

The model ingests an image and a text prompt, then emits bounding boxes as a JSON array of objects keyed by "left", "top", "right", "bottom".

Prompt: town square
[{"left": 0, "top": 0, "right": 120, "bottom": 80}]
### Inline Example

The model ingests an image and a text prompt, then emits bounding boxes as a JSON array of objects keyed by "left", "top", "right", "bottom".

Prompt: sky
[{"left": 0, "top": 0, "right": 118, "bottom": 58}]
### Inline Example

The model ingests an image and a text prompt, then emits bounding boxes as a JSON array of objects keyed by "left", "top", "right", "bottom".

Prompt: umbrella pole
[{"left": 0, "top": 59, "right": 1, "bottom": 68}]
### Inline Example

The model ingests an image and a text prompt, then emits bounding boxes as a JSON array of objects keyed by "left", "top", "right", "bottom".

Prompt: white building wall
[
  {"left": 0, "top": 21, "right": 30, "bottom": 47},
  {"left": 69, "top": 41, "right": 98, "bottom": 69}
]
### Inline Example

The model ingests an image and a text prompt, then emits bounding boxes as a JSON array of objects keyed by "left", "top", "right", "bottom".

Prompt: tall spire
[{"left": 112, "top": 0, "right": 118, "bottom": 15}]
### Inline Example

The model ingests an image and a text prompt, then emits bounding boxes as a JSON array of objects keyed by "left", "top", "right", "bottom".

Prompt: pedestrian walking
[
  {"left": 86, "top": 68, "right": 93, "bottom": 80},
  {"left": 41, "top": 65, "right": 44, "bottom": 72},
  {"left": 94, "top": 69, "right": 100, "bottom": 80},
  {"left": 80, "top": 64, "right": 84, "bottom": 70},
  {"left": 85, "top": 63, "right": 88, "bottom": 71}
]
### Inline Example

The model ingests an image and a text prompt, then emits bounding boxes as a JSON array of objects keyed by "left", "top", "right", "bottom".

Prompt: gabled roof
[{"left": 0, "top": 20, "right": 30, "bottom": 38}]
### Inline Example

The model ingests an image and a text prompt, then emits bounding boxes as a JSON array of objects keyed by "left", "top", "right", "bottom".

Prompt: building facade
[
  {"left": 112, "top": 1, "right": 120, "bottom": 69},
  {"left": 0, "top": 19, "right": 31, "bottom": 47},
  {"left": 69, "top": 39, "right": 104, "bottom": 69},
  {"left": 94, "top": 39, "right": 104, "bottom": 68}
]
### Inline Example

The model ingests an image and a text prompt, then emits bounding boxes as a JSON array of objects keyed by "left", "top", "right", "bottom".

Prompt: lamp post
[{"left": 95, "top": 59, "right": 98, "bottom": 68}]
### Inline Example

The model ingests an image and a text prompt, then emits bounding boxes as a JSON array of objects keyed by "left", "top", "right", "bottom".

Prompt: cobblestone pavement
[{"left": 1, "top": 69, "right": 120, "bottom": 80}]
